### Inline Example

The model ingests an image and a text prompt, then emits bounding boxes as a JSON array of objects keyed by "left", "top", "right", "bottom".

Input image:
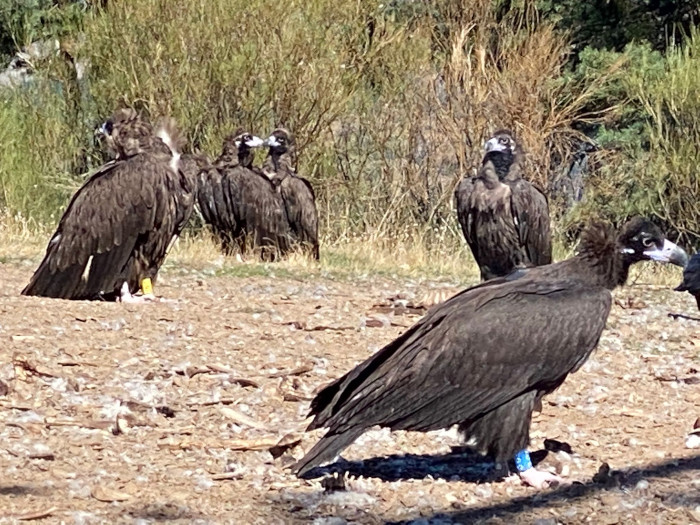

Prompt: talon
[
  {"left": 119, "top": 282, "right": 159, "bottom": 304},
  {"left": 518, "top": 467, "right": 568, "bottom": 489}
]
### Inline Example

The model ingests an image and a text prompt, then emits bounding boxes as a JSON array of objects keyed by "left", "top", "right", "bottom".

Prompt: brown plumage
[
  {"left": 197, "top": 130, "right": 292, "bottom": 259},
  {"left": 293, "top": 217, "right": 687, "bottom": 479},
  {"left": 676, "top": 253, "right": 700, "bottom": 310},
  {"left": 455, "top": 130, "right": 551, "bottom": 280},
  {"left": 22, "top": 109, "right": 196, "bottom": 300},
  {"left": 180, "top": 151, "right": 210, "bottom": 204},
  {"left": 263, "top": 128, "right": 320, "bottom": 260}
]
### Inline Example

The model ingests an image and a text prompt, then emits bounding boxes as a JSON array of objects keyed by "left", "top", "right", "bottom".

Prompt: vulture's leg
[
  {"left": 139, "top": 278, "right": 157, "bottom": 301},
  {"left": 514, "top": 449, "right": 567, "bottom": 489},
  {"left": 118, "top": 281, "right": 156, "bottom": 304}
]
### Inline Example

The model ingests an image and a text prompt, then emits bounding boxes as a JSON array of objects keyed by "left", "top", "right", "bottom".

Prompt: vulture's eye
[
  {"left": 499, "top": 137, "right": 508, "bottom": 144},
  {"left": 642, "top": 236, "right": 655, "bottom": 248}
]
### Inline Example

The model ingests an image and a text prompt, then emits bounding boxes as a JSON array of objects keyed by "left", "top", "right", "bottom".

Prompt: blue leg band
[{"left": 514, "top": 449, "right": 533, "bottom": 472}]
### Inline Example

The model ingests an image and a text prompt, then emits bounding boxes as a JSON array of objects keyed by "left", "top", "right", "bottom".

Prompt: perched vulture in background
[
  {"left": 676, "top": 253, "right": 700, "bottom": 310},
  {"left": 455, "top": 130, "right": 551, "bottom": 281},
  {"left": 22, "top": 108, "right": 196, "bottom": 302},
  {"left": 263, "top": 128, "right": 320, "bottom": 260},
  {"left": 293, "top": 217, "right": 687, "bottom": 489},
  {"left": 197, "top": 130, "right": 292, "bottom": 260}
]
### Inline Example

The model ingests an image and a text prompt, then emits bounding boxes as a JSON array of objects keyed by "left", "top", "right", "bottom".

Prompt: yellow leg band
[{"left": 140, "top": 278, "right": 153, "bottom": 295}]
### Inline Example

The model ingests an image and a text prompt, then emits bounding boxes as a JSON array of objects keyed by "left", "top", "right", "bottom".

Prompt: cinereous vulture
[
  {"left": 22, "top": 108, "right": 196, "bottom": 302},
  {"left": 455, "top": 130, "right": 551, "bottom": 280},
  {"left": 263, "top": 128, "right": 320, "bottom": 260},
  {"left": 197, "top": 129, "right": 292, "bottom": 260},
  {"left": 293, "top": 217, "right": 687, "bottom": 489},
  {"left": 676, "top": 253, "right": 700, "bottom": 310}
]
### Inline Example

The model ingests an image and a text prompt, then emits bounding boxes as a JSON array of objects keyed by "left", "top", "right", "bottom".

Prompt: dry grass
[{"left": 1, "top": 217, "right": 684, "bottom": 290}]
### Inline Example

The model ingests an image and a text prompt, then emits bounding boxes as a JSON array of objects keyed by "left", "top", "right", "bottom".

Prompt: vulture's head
[
  {"left": 482, "top": 129, "right": 521, "bottom": 178},
  {"left": 95, "top": 108, "right": 153, "bottom": 159},
  {"left": 675, "top": 253, "right": 700, "bottom": 294},
  {"left": 264, "top": 128, "right": 295, "bottom": 155},
  {"left": 616, "top": 217, "right": 688, "bottom": 268},
  {"left": 234, "top": 130, "right": 265, "bottom": 152},
  {"left": 484, "top": 130, "right": 518, "bottom": 155},
  {"left": 220, "top": 129, "right": 264, "bottom": 167}
]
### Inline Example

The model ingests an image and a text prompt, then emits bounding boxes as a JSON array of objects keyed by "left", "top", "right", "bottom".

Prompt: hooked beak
[
  {"left": 264, "top": 135, "right": 281, "bottom": 148},
  {"left": 244, "top": 136, "right": 264, "bottom": 148},
  {"left": 644, "top": 239, "right": 689, "bottom": 268},
  {"left": 484, "top": 137, "right": 507, "bottom": 153}
]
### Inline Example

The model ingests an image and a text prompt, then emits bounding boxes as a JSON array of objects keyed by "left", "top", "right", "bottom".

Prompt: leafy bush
[
  {"left": 563, "top": 33, "right": 700, "bottom": 249},
  {"left": 0, "top": 86, "right": 86, "bottom": 223},
  {"left": 0, "top": 0, "right": 698, "bottom": 252}
]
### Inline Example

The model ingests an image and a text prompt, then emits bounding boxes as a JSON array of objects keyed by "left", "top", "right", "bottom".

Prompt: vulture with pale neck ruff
[
  {"left": 293, "top": 217, "right": 687, "bottom": 488},
  {"left": 197, "top": 129, "right": 292, "bottom": 259},
  {"left": 676, "top": 253, "right": 700, "bottom": 310},
  {"left": 455, "top": 130, "right": 551, "bottom": 280},
  {"left": 22, "top": 109, "right": 195, "bottom": 302},
  {"left": 263, "top": 128, "right": 320, "bottom": 260}
]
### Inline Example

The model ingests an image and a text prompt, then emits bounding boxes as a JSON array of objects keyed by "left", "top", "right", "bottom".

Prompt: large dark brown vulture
[
  {"left": 22, "top": 108, "right": 196, "bottom": 302},
  {"left": 197, "top": 130, "right": 292, "bottom": 260},
  {"left": 263, "top": 128, "right": 320, "bottom": 260},
  {"left": 676, "top": 253, "right": 700, "bottom": 310},
  {"left": 293, "top": 217, "right": 687, "bottom": 488},
  {"left": 455, "top": 130, "right": 551, "bottom": 280}
]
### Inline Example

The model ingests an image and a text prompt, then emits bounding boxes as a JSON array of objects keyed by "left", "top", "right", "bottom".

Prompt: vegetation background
[{"left": 0, "top": 0, "right": 698, "bottom": 268}]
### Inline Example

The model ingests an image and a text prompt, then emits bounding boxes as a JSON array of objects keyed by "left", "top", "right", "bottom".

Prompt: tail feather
[
  {"left": 293, "top": 427, "right": 365, "bottom": 478},
  {"left": 22, "top": 261, "right": 85, "bottom": 299}
]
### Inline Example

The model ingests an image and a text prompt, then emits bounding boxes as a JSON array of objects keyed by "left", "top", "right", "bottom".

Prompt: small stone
[{"left": 634, "top": 479, "right": 649, "bottom": 491}]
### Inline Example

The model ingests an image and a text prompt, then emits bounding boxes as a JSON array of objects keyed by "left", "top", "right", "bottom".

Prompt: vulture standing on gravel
[
  {"left": 22, "top": 108, "right": 196, "bottom": 302},
  {"left": 455, "top": 130, "right": 551, "bottom": 280},
  {"left": 676, "top": 253, "right": 700, "bottom": 310},
  {"left": 263, "top": 128, "right": 320, "bottom": 260},
  {"left": 197, "top": 129, "right": 292, "bottom": 259},
  {"left": 293, "top": 217, "right": 688, "bottom": 488}
]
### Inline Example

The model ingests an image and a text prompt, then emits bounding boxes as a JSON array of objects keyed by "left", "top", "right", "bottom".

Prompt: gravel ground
[{"left": 0, "top": 260, "right": 698, "bottom": 524}]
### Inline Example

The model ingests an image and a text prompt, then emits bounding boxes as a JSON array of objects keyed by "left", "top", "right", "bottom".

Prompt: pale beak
[
  {"left": 484, "top": 137, "right": 507, "bottom": 153},
  {"left": 644, "top": 239, "right": 689, "bottom": 267},
  {"left": 264, "top": 135, "right": 281, "bottom": 148},
  {"left": 244, "top": 136, "right": 264, "bottom": 148}
]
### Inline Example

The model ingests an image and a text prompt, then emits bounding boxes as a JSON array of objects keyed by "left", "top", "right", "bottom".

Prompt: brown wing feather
[
  {"left": 295, "top": 278, "right": 611, "bottom": 475},
  {"left": 509, "top": 179, "right": 552, "bottom": 267},
  {"left": 454, "top": 176, "right": 477, "bottom": 254},
  {"left": 23, "top": 153, "right": 181, "bottom": 299},
  {"left": 455, "top": 166, "right": 523, "bottom": 279},
  {"left": 280, "top": 176, "right": 319, "bottom": 259}
]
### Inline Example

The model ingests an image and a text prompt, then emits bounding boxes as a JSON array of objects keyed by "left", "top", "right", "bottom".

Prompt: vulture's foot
[
  {"left": 118, "top": 282, "right": 157, "bottom": 304},
  {"left": 518, "top": 467, "right": 568, "bottom": 489}
]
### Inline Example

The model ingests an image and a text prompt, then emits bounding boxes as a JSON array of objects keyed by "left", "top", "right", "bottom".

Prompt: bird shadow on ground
[
  {"left": 0, "top": 484, "right": 49, "bottom": 496},
  {"left": 298, "top": 446, "right": 553, "bottom": 483},
  {"left": 126, "top": 503, "right": 210, "bottom": 523},
  {"left": 384, "top": 453, "right": 700, "bottom": 524}
]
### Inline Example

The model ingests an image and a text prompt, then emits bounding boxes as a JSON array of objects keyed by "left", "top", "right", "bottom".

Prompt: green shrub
[
  {"left": 1, "top": 1, "right": 697, "bottom": 253},
  {"left": 565, "top": 33, "right": 700, "bottom": 249},
  {"left": 0, "top": 85, "right": 87, "bottom": 224}
]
